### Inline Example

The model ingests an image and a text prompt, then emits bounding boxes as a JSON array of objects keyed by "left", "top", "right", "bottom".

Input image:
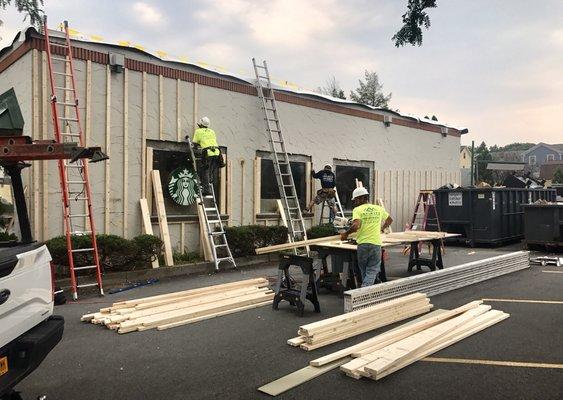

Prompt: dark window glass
[
  {"left": 335, "top": 165, "right": 370, "bottom": 210},
  {"left": 260, "top": 159, "right": 306, "bottom": 211},
  {"left": 152, "top": 149, "right": 221, "bottom": 216}
]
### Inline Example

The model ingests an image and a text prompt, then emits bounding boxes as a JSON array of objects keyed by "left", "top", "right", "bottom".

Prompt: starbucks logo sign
[{"left": 168, "top": 167, "right": 198, "bottom": 206}]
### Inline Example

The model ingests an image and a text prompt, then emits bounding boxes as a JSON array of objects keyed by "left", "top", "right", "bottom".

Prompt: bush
[
  {"left": 0, "top": 231, "right": 17, "bottom": 241},
  {"left": 173, "top": 250, "right": 202, "bottom": 264},
  {"left": 307, "top": 223, "right": 337, "bottom": 239},
  {"left": 224, "top": 225, "right": 288, "bottom": 257},
  {"left": 45, "top": 233, "right": 163, "bottom": 275}
]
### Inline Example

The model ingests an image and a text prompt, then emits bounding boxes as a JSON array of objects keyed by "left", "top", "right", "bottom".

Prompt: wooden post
[
  {"left": 151, "top": 170, "right": 174, "bottom": 266},
  {"left": 220, "top": 155, "right": 227, "bottom": 214},
  {"left": 197, "top": 203, "right": 213, "bottom": 261},
  {"left": 227, "top": 159, "right": 233, "bottom": 226},
  {"left": 141, "top": 71, "right": 147, "bottom": 198},
  {"left": 41, "top": 51, "right": 49, "bottom": 241},
  {"left": 240, "top": 159, "right": 245, "bottom": 225},
  {"left": 123, "top": 68, "right": 129, "bottom": 237},
  {"left": 305, "top": 161, "right": 312, "bottom": 208},
  {"left": 253, "top": 156, "right": 261, "bottom": 223},
  {"left": 176, "top": 78, "right": 181, "bottom": 141},
  {"left": 159, "top": 74, "right": 163, "bottom": 140},
  {"left": 104, "top": 65, "right": 111, "bottom": 234},
  {"left": 146, "top": 147, "right": 154, "bottom": 213},
  {"left": 139, "top": 198, "right": 160, "bottom": 268},
  {"left": 193, "top": 82, "right": 198, "bottom": 132}
]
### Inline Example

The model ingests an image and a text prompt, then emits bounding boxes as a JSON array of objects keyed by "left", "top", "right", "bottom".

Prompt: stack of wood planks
[
  {"left": 312, "top": 300, "right": 508, "bottom": 380},
  {"left": 288, "top": 293, "right": 432, "bottom": 350},
  {"left": 81, "top": 278, "right": 273, "bottom": 334}
]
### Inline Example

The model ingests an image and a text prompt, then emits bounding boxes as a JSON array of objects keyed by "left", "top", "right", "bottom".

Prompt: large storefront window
[
  {"left": 149, "top": 140, "right": 224, "bottom": 217},
  {"left": 259, "top": 154, "right": 308, "bottom": 213},
  {"left": 335, "top": 164, "right": 371, "bottom": 211}
]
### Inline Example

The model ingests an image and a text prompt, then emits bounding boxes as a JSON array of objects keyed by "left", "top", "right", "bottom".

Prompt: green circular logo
[{"left": 168, "top": 167, "right": 198, "bottom": 206}]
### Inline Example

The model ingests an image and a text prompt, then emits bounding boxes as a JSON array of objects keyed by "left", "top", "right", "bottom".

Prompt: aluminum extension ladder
[
  {"left": 43, "top": 17, "right": 103, "bottom": 300},
  {"left": 186, "top": 137, "right": 236, "bottom": 270},
  {"left": 318, "top": 187, "right": 345, "bottom": 225},
  {"left": 252, "top": 58, "right": 307, "bottom": 243}
]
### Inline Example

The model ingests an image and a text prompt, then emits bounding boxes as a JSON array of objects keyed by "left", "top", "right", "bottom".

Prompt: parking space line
[
  {"left": 542, "top": 270, "right": 563, "bottom": 274},
  {"left": 482, "top": 298, "right": 563, "bottom": 304},
  {"left": 422, "top": 357, "right": 563, "bottom": 369}
]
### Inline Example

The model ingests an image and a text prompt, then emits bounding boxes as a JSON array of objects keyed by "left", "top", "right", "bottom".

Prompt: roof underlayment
[{"left": 1, "top": 25, "right": 467, "bottom": 133}]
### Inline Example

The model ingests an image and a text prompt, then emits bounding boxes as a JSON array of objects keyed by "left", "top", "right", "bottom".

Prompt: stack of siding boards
[
  {"left": 310, "top": 300, "right": 509, "bottom": 381},
  {"left": 81, "top": 278, "right": 273, "bottom": 334},
  {"left": 288, "top": 293, "right": 433, "bottom": 350}
]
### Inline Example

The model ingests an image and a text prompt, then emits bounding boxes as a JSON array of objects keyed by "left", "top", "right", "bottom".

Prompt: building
[
  {"left": 540, "top": 160, "right": 563, "bottom": 180},
  {"left": 0, "top": 26, "right": 466, "bottom": 256},
  {"left": 459, "top": 146, "right": 472, "bottom": 169},
  {"left": 521, "top": 143, "right": 563, "bottom": 166}
]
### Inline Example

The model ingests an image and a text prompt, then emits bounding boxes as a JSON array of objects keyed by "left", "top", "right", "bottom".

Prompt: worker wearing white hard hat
[
  {"left": 193, "top": 116, "right": 222, "bottom": 195},
  {"left": 341, "top": 185, "right": 393, "bottom": 287},
  {"left": 305, "top": 164, "right": 337, "bottom": 220}
]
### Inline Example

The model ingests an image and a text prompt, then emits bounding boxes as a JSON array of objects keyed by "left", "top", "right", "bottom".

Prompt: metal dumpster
[
  {"left": 433, "top": 188, "right": 556, "bottom": 246},
  {"left": 522, "top": 203, "right": 563, "bottom": 247}
]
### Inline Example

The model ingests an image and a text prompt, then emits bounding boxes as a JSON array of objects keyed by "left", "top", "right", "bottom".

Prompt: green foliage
[
  {"left": 393, "top": 0, "right": 437, "bottom": 47},
  {"left": 489, "top": 142, "right": 535, "bottom": 152},
  {"left": 307, "top": 224, "right": 336, "bottom": 239},
  {"left": 0, "top": 0, "right": 44, "bottom": 27},
  {"left": 173, "top": 250, "right": 202, "bottom": 264},
  {"left": 0, "top": 231, "right": 17, "bottom": 241},
  {"left": 45, "top": 234, "right": 163, "bottom": 274},
  {"left": 224, "top": 225, "right": 288, "bottom": 257},
  {"left": 474, "top": 141, "right": 493, "bottom": 184},
  {"left": 553, "top": 168, "right": 563, "bottom": 184},
  {"left": 350, "top": 70, "right": 392, "bottom": 109}
]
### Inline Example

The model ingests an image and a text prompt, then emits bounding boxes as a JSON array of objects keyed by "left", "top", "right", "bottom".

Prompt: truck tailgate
[{"left": 0, "top": 244, "right": 53, "bottom": 349}]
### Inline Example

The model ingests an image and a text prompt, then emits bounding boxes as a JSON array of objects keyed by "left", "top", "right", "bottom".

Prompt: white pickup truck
[{"left": 0, "top": 88, "right": 64, "bottom": 399}]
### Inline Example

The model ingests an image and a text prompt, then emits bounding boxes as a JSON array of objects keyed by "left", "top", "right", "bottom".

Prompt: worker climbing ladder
[
  {"left": 43, "top": 17, "right": 103, "bottom": 300},
  {"left": 409, "top": 190, "right": 444, "bottom": 250},
  {"left": 318, "top": 188, "right": 345, "bottom": 225},
  {"left": 186, "top": 137, "right": 236, "bottom": 270},
  {"left": 252, "top": 58, "right": 307, "bottom": 243}
]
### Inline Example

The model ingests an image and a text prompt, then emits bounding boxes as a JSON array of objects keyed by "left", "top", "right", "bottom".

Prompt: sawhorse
[
  {"left": 273, "top": 254, "right": 320, "bottom": 316},
  {"left": 407, "top": 239, "right": 444, "bottom": 272}
]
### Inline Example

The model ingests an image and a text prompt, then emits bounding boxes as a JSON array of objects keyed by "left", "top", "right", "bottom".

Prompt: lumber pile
[
  {"left": 81, "top": 278, "right": 273, "bottom": 334},
  {"left": 288, "top": 293, "right": 432, "bottom": 351},
  {"left": 313, "top": 300, "right": 509, "bottom": 380},
  {"left": 344, "top": 251, "right": 529, "bottom": 312}
]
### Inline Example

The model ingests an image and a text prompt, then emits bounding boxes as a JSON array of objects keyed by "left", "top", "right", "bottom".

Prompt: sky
[{"left": 1, "top": 0, "right": 562, "bottom": 146}]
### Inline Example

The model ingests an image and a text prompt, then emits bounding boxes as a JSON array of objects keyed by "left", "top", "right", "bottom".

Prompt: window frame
[
  {"left": 333, "top": 159, "right": 374, "bottom": 212},
  {"left": 546, "top": 154, "right": 555, "bottom": 162},
  {"left": 528, "top": 155, "right": 536, "bottom": 165}
]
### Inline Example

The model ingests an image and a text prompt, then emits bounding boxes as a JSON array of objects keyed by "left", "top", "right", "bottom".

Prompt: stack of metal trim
[{"left": 344, "top": 251, "right": 529, "bottom": 312}]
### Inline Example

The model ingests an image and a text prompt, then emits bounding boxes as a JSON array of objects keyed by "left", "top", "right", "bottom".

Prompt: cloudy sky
[{"left": 1, "top": 0, "right": 562, "bottom": 146}]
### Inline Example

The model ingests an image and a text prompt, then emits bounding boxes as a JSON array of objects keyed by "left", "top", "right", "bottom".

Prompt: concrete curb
[{"left": 55, "top": 254, "right": 278, "bottom": 291}]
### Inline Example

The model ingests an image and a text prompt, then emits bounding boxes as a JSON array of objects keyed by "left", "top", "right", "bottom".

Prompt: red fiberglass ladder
[{"left": 43, "top": 17, "right": 103, "bottom": 300}]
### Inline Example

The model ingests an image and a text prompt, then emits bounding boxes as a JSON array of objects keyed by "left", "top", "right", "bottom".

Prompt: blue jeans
[{"left": 357, "top": 243, "right": 382, "bottom": 287}]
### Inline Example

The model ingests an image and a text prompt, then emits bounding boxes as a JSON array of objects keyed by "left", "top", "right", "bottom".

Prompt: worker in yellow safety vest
[
  {"left": 340, "top": 187, "right": 393, "bottom": 287},
  {"left": 193, "top": 116, "right": 221, "bottom": 196}
]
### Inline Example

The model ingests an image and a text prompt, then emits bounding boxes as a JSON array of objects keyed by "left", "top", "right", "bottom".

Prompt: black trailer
[{"left": 433, "top": 187, "right": 556, "bottom": 246}]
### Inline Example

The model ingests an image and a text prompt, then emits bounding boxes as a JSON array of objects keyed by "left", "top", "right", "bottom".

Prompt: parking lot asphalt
[{"left": 17, "top": 244, "right": 563, "bottom": 400}]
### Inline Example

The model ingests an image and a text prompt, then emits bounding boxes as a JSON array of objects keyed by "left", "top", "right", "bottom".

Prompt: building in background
[
  {"left": 0, "top": 27, "right": 466, "bottom": 254},
  {"left": 521, "top": 143, "right": 563, "bottom": 166},
  {"left": 459, "top": 146, "right": 472, "bottom": 169}
]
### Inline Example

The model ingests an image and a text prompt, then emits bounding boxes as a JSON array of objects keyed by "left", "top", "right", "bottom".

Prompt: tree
[
  {"left": 350, "top": 70, "right": 392, "bottom": 109},
  {"left": 474, "top": 141, "right": 493, "bottom": 184},
  {"left": 553, "top": 168, "right": 563, "bottom": 184},
  {"left": 0, "top": 0, "right": 44, "bottom": 28},
  {"left": 393, "top": 0, "right": 437, "bottom": 47},
  {"left": 317, "top": 76, "right": 346, "bottom": 100}
]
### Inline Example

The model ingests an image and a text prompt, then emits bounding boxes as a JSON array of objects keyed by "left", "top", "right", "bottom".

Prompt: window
[
  {"left": 257, "top": 151, "right": 310, "bottom": 214},
  {"left": 547, "top": 154, "right": 555, "bottom": 162},
  {"left": 149, "top": 140, "right": 224, "bottom": 218},
  {"left": 529, "top": 155, "right": 536, "bottom": 165},
  {"left": 463, "top": 153, "right": 466, "bottom": 159},
  {"left": 335, "top": 163, "right": 371, "bottom": 211}
]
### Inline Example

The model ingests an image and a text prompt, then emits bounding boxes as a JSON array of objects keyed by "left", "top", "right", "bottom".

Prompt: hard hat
[
  {"left": 198, "top": 116, "right": 210, "bottom": 128},
  {"left": 352, "top": 187, "right": 369, "bottom": 200},
  {"left": 324, "top": 164, "right": 332, "bottom": 170}
]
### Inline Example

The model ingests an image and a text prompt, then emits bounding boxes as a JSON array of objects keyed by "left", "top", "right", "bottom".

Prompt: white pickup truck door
[{"left": 0, "top": 244, "right": 54, "bottom": 348}]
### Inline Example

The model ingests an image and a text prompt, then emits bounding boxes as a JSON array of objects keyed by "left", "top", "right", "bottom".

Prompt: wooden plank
[
  {"left": 176, "top": 78, "right": 181, "bottom": 141},
  {"left": 220, "top": 155, "right": 227, "bottom": 214},
  {"left": 193, "top": 82, "right": 198, "bottom": 131},
  {"left": 253, "top": 156, "right": 261, "bottom": 223},
  {"left": 240, "top": 159, "right": 245, "bottom": 224},
  {"left": 31, "top": 49, "right": 40, "bottom": 240},
  {"left": 227, "top": 159, "right": 233, "bottom": 226},
  {"left": 146, "top": 147, "right": 154, "bottom": 213},
  {"left": 255, "top": 235, "right": 341, "bottom": 254},
  {"left": 257, "top": 357, "right": 352, "bottom": 397},
  {"left": 139, "top": 198, "right": 159, "bottom": 268},
  {"left": 41, "top": 51, "right": 49, "bottom": 241},
  {"left": 180, "top": 222, "right": 186, "bottom": 252},
  {"left": 158, "top": 74, "right": 163, "bottom": 140},
  {"left": 305, "top": 161, "right": 312, "bottom": 206},
  {"left": 151, "top": 170, "right": 174, "bottom": 266},
  {"left": 197, "top": 199, "right": 213, "bottom": 262},
  {"left": 157, "top": 301, "right": 272, "bottom": 330},
  {"left": 141, "top": 71, "right": 147, "bottom": 197},
  {"left": 123, "top": 68, "right": 129, "bottom": 237},
  {"left": 104, "top": 65, "right": 111, "bottom": 233}
]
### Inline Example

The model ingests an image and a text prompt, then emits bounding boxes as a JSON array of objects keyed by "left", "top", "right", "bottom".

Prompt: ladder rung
[
  {"left": 57, "top": 101, "right": 78, "bottom": 106},
  {"left": 71, "top": 247, "right": 94, "bottom": 253},
  {"left": 48, "top": 42, "right": 69, "bottom": 49},
  {"left": 53, "top": 71, "right": 73, "bottom": 77},
  {"left": 77, "top": 283, "right": 99, "bottom": 288},
  {"left": 61, "top": 132, "right": 80, "bottom": 137},
  {"left": 265, "top": 107, "right": 276, "bottom": 111},
  {"left": 74, "top": 265, "right": 97, "bottom": 271},
  {"left": 208, "top": 220, "right": 221, "bottom": 224},
  {"left": 52, "top": 56, "right": 70, "bottom": 62},
  {"left": 59, "top": 117, "right": 78, "bottom": 121},
  {"left": 217, "top": 257, "right": 234, "bottom": 262},
  {"left": 65, "top": 164, "right": 83, "bottom": 168},
  {"left": 71, "top": 230, "right": 92, "bottom": 235},
  {"left": 214, "top": 244, "right": 229, "bottom": 248},
  {"left": 211, "top": 231, "right": 225, "bottom": 236},
  {"left": 68, "top": 180, "right": 86, "bottom": 184},
  {"left": 69, "top": 213, "right": 89, "bottom": 218},
  {"left": 55, "top": 86, "right": 75, "bottom": 91},
  {"left": 204, "top": 207, "right": 217, "bottom": 211}
]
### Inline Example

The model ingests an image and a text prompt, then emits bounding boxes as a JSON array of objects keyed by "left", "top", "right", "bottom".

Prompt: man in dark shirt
[{"left": 305, "top": 164, "right": 338, "bottom": 218}]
